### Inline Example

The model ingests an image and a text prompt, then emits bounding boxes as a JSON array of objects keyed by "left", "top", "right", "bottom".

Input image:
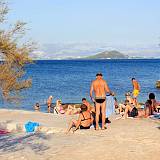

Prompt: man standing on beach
[
  {"left": 132, "top": 78, "right": 140, "bottom": 106},
  {"left": 90, "top": 73, "right": 111, "bottom": 130},
  {"left": 47, "top": 95, "right": 53, "bottom": 113}
]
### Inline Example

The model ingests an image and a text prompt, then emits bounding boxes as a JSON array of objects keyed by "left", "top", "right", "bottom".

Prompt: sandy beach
[{"left": 0, "top": 109, "right": 159, "bottom": 160}]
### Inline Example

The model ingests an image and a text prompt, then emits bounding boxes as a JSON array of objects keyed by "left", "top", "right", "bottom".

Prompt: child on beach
[{"left": 34, "top": 103, "right": 40, "bottom": 111}]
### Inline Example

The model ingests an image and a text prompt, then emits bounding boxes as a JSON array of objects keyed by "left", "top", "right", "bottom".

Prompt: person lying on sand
[
  {"left": 55, "top": 99, "right": 81, "bottom": 115},
  {"left": 66, "top": 104, "right": 94, "bottom": 133},
  {"left": 55, "top": 99, "right": 65, "bottom": 114},
  {"left": 116, "top": 99, "right": 153, "bottom": 120}
]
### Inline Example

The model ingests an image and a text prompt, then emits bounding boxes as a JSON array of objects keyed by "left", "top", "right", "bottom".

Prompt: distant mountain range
[
  {"left": 30, "top": 43, "right": 160, "bottom": 60},
  {"left": 83, "top": 50, "right": 128, "bottom": 59}
]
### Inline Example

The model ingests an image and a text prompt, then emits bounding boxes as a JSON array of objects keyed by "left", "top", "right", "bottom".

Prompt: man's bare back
[
  {"left": 90, "top": 73, "right": 110, "bottom": 130},
  {"left": 90, "top": 77, "right": 110, "bottom": 98}
]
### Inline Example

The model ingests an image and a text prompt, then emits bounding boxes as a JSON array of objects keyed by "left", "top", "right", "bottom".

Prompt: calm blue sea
[{"left": 1, "top": 59, "right": 160, "bottom": 112}]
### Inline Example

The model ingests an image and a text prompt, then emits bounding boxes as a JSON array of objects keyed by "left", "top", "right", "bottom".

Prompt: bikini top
[{"left": 81, "top": 112, "right": 91, "bottom": 121}]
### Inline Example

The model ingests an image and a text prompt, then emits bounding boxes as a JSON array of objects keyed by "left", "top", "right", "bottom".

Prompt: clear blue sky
[{"left": 7, "top": 0, "right": 160, "bottom": 45}]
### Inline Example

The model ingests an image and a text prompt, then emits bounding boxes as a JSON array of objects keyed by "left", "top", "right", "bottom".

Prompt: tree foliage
[{"left": 0, "top": 0, "right": 35, "bottom": 101}]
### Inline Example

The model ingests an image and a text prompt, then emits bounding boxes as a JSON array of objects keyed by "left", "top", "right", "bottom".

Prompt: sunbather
[
  {"left": 118, "top": 92, "right": 135, "bottom": 114},
  {"left": 55, "top": 99, "right": 65, "bottom": 114},
  {"left": 55, "top": 99, "right": 80, "bottom": 115},
  {"left": 123, "top": 100, "right": 138, "bottom": 119},
  {"left": 66, "top": 104, "right": 94, "bottom": 133},
  {"left": 149, "top": 93, "right": 160, "bottom": 114}
]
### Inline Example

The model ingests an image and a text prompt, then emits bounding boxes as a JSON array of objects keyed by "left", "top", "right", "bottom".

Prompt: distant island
[{"left": 83, "top": 50, "right": 128, "bottom": 59}]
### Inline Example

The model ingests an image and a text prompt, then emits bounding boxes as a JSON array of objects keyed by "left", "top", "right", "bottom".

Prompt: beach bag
[
  {"left": 106, "top": 95, "right": 114, "bottom": 117},
  {"left": 130, "top": 107, "right": 138, "bottom": 117}
]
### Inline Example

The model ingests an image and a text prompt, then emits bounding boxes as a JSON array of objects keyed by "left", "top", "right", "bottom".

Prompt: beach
[{"left": 0, "top": 109, "right": 159, "bottom": 160}]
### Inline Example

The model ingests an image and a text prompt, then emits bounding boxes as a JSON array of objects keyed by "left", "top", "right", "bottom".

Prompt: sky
[{"left": 6, "top": 0, "right": 160, "bottom": 47}]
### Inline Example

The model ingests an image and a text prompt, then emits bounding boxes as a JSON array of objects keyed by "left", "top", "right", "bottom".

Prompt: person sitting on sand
[
  {"left": 66, "top": 104, "right": 94, "bottom": 133},
  {"left": 143, "top": 99, "right": 152, "bottom": 117},
  {"left": 114, "top": 97, "right": 120, "bottom": 114},
  {"left": 125, "top": 92, "right": 135, "bottom": 105},
  {"left": 55, "top": 99, "right": 66, "bottom": 114},
  {"left": 34, "top": 103, "right": 40, "bottom": 111},
  {"left": 123, "top": 100, "right": 138, "bottom": 119},
  {"left": 119, "top": 92, "right": 135, "bottom": 114},
  {"left": 47, "top": 95, "right": 53, "bottom": 113},
  {"left": 148, "top": 93, "right": 160, "bottom": 114}
]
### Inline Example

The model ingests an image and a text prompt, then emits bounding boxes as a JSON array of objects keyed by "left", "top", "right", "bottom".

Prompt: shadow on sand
[{"left": 0, "top": 132, "right": 50, "bottom": 154}]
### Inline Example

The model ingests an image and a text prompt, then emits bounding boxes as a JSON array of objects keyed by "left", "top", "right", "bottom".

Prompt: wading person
[
  {"left": 132, "top": 78, "right": 140, "bottom": 106},
  {"left": 47, "top": 95, "right": 53, "bottom": 113},
  {"left": 90, "top": 73, "right": 111, "bottom": 130}
]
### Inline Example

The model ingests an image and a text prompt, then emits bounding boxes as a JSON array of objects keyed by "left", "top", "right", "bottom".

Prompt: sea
[{"left": 0, "top": 59, "right": 160, "bottom": 112}]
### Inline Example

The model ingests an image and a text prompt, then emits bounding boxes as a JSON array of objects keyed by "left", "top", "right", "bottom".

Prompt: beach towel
[
  {"left": 150, "top": 113, "right": 160, "bottom": 120},
  {"left": 106, "top": 95, "right": 115, "bottom": 117},
  {"left": 0, "top": 130, "right": 10, "bottom": 135},
  {"left": 24, "top": 121, "right": 40, "bottom": 133}
]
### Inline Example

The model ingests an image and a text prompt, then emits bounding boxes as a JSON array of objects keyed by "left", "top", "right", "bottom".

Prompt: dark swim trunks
[{"left": 95, "top": 97, "right": 106, "bottom": 104}]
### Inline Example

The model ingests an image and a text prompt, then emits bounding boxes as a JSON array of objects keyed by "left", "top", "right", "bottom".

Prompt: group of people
[
  {"left": 34, "top": 72, "right": 160, "bottom": 133},
  {"left": 67, "top": 72, "right": 112, "bottom": 133}
]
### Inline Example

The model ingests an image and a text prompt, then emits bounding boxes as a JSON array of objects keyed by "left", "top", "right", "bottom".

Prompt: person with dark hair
[
  {"left": 149, "top": 93, "right": 155, "bottom": 100},
  {"left": 144, "top": 99, "right": 152, "bottom": 116},
  {"left": 131, "top": 78, "right": 140, "bottom": 106},
  {"left": 90, "top": 72, "right": 111, "bottom": 130},
  {"left": 34, "top": 103, "right": 40, "bottom": 111},
  {"left": 82, "top": 98, "right": 95, "bottom": 113},
  {"left": 148, "top": 93, "right": 160, "bottom": 114},
  {"left": 66, "top": 104, "right": 94, "bottom": 133}
]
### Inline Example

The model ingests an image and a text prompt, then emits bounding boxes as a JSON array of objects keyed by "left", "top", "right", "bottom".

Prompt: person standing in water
[
  {"left": 90, "top": 73, "right": 111, "bottom": 130},
  {"left": 47, "top": 95, "right": 53, "bottom": 113},
  {"left": 132, "top": 78, "right": 140, "bottom": 106}
]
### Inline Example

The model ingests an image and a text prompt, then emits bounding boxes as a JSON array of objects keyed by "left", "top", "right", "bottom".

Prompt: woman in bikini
[{"left": 66, "top": 104, "right": 94, "bottom": 133}]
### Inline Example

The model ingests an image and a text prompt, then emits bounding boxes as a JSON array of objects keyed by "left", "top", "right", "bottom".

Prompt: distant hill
[{"left": 84, "top": 50, "right": 128, "bottom": 59}]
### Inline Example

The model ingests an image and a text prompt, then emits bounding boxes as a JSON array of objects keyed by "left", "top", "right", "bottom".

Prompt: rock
[{"left": 156, "top": 80, "right": 160, "bottom": 88}]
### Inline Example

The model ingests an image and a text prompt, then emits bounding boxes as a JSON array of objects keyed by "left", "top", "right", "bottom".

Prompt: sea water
[{"left": 0, "top": 59, "right": 160, "bottom": 112}]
